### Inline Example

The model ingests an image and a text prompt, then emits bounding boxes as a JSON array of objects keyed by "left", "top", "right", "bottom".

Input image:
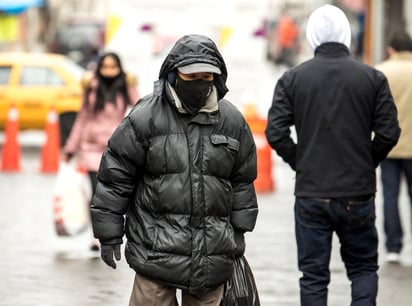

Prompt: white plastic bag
[{"left": 52, "top": 161, "right": 92, "bottom": 236}]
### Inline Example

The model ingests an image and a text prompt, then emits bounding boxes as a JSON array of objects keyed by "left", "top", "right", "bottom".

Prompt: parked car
[
  {"left": 0, "top": 52, "right": 85, "bottom": 144},
  {"left": 48, "top": 16, "right": 105, "bottom": 68}
]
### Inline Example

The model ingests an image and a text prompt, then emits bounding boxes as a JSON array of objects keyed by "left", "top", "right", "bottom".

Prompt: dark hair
[
  {"left": 389, "top": 31, "right": 412, "bottom": 52},
  {"left": 87, "top": 52, "right": 130, "bottom": 113}
]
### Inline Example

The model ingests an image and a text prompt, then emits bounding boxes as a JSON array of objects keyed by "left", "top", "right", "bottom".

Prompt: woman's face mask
[
  {"left": 100, "top": 74, "right": 121, "bottom": 85},
  {"left": 175, "top": 74, "right": 213, "bottom": 114}
]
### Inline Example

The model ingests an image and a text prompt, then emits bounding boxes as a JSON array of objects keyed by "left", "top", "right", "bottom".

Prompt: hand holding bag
[
  {"left": 220, "top": 256, "right": 260, "bottom": 306},
  {"left": 52, "top": 161, "right": 92, "bottom": 236}
]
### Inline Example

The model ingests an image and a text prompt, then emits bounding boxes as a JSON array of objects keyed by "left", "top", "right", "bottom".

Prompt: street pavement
[{"left": 1, "top": 141, "right": 412, "bottom": 305}]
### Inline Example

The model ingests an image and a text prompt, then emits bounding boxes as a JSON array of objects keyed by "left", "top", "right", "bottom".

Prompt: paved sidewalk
[{"left": 1, "top": 147, "right": 411, "bottom": 305}]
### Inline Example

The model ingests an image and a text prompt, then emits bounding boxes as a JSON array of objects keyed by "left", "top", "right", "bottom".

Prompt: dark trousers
[
  {"left": 380, "top": 158, "right": 412, "bottom": 253},
  {"left": 295, "top": 196, "right": 378, "bottom": 306}
]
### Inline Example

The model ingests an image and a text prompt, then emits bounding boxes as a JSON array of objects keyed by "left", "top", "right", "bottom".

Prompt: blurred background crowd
[{"left": 0, "top": 0, "right": 412, "bottom": 128}]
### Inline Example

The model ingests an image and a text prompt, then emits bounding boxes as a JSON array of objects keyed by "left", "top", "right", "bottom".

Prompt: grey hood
[{"left": 306, "top": 4, "right": 351, "bottom": 51}]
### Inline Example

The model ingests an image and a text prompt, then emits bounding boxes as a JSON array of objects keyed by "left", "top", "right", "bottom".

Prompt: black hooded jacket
[
  {"left": 91, "top": 34, "right": 258, "bottom": 294},
  {"left": 265, "top": 43, "right": 400, "bottom": 197}
]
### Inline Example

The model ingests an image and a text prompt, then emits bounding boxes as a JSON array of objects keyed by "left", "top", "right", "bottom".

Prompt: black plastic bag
[{"left": 220, "top": 256, "right": 260, "bottom": 306}]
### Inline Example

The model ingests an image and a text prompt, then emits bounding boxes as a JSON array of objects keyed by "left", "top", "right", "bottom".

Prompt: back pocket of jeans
[
  {"left": 296, "top": 197, "right": 331, "bottom": 228},
  {"left": 346, "top": 197, "right": 375, "bottom": 230}
]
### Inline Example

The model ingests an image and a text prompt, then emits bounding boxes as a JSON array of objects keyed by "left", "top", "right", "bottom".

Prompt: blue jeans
[
  {"left": 380, "top": 159, "right": 412, "bottom": 253},
  {"left": 295, "top": 196, "right": 378, "bottom": 306}
]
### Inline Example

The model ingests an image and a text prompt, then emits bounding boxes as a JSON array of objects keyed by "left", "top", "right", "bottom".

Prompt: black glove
[{"left": 100, "top": 244, "right": 121, "bottom": 269}]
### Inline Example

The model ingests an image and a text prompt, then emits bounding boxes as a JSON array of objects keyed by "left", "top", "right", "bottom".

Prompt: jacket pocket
[
  {"left": 207, "top": 134, "right": 239, "bottom": 177},
  {"left": 210, "top": 134, "right": 239, "bottom": 151}
]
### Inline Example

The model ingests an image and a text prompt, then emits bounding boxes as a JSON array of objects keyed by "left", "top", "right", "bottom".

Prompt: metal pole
[
  {"left": 373, "top": 0, "right": 384, "bottom": 65},
  {"left": 405, "top": 0, "right": 412, "bottom": 35},
  {"left": 363, "top": 0, "right": 373, "bottom": 64}
]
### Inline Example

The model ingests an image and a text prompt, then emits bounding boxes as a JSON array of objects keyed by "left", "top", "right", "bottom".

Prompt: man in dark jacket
[
  {"left": 91, "top": 34, "right": 258, "bottom": 306},
  {"left": 265, "top": 5, "right": 400, "bottom": 306}
]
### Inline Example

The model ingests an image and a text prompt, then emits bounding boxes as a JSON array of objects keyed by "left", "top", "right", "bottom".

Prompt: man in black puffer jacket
[
  {"left": 265, "top": 4, "right": 400, "bottom": 306},
  {"left": 91, "top": 34, "right": 258, "bottom": 305}
]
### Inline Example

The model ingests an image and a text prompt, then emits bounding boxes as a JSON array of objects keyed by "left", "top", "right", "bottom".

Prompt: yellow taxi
[{"left": 0, "top": 52, "right": 85, "bottom": 130}]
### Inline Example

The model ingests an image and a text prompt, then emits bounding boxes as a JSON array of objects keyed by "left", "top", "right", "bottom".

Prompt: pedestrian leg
[
  {"left": 129, "top": 273, "right": 178, "bottom": 306},
  {"left": 401, "top": 160, "right": 412, "bottom": 239},
  {"left": 181, "top": 284, "right": 224, "bottom": 306},
  {"left": 295, "top": 197, "right": 333, "bottom": 306},
  {"left": 380, "top": 159, "right": 403, "bottom": 254},
  {"left": 337, "top": 197, "right": 378, "bottom": 306}
]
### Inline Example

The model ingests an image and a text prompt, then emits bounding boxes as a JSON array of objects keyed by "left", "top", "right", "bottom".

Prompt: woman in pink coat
[{"left": 63, "top": 52, "right": 139, "bottom": 251}]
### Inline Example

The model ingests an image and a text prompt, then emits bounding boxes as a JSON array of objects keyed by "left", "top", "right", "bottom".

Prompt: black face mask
[
  {"left": 100, "top": 74, "right": 121, "bottom": 86},
  {"left": 175, "top": 75, "right": 213, "bottom": 114}
]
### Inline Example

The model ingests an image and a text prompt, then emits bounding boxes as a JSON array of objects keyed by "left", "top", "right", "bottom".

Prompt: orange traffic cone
[
  {"left": 244, "top": 104, "right": 275, "bottom": 193},
  {"left": 1, "top": 104, "right": 21, "bottom": 172},
  {"left": 40, "top": 106, "right": 60, "bottom": 173}
]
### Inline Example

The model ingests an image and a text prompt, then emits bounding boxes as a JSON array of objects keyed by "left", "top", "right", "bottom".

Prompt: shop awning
[{"left": 0, "top": 0, "right": 44, "bottom": 14}]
